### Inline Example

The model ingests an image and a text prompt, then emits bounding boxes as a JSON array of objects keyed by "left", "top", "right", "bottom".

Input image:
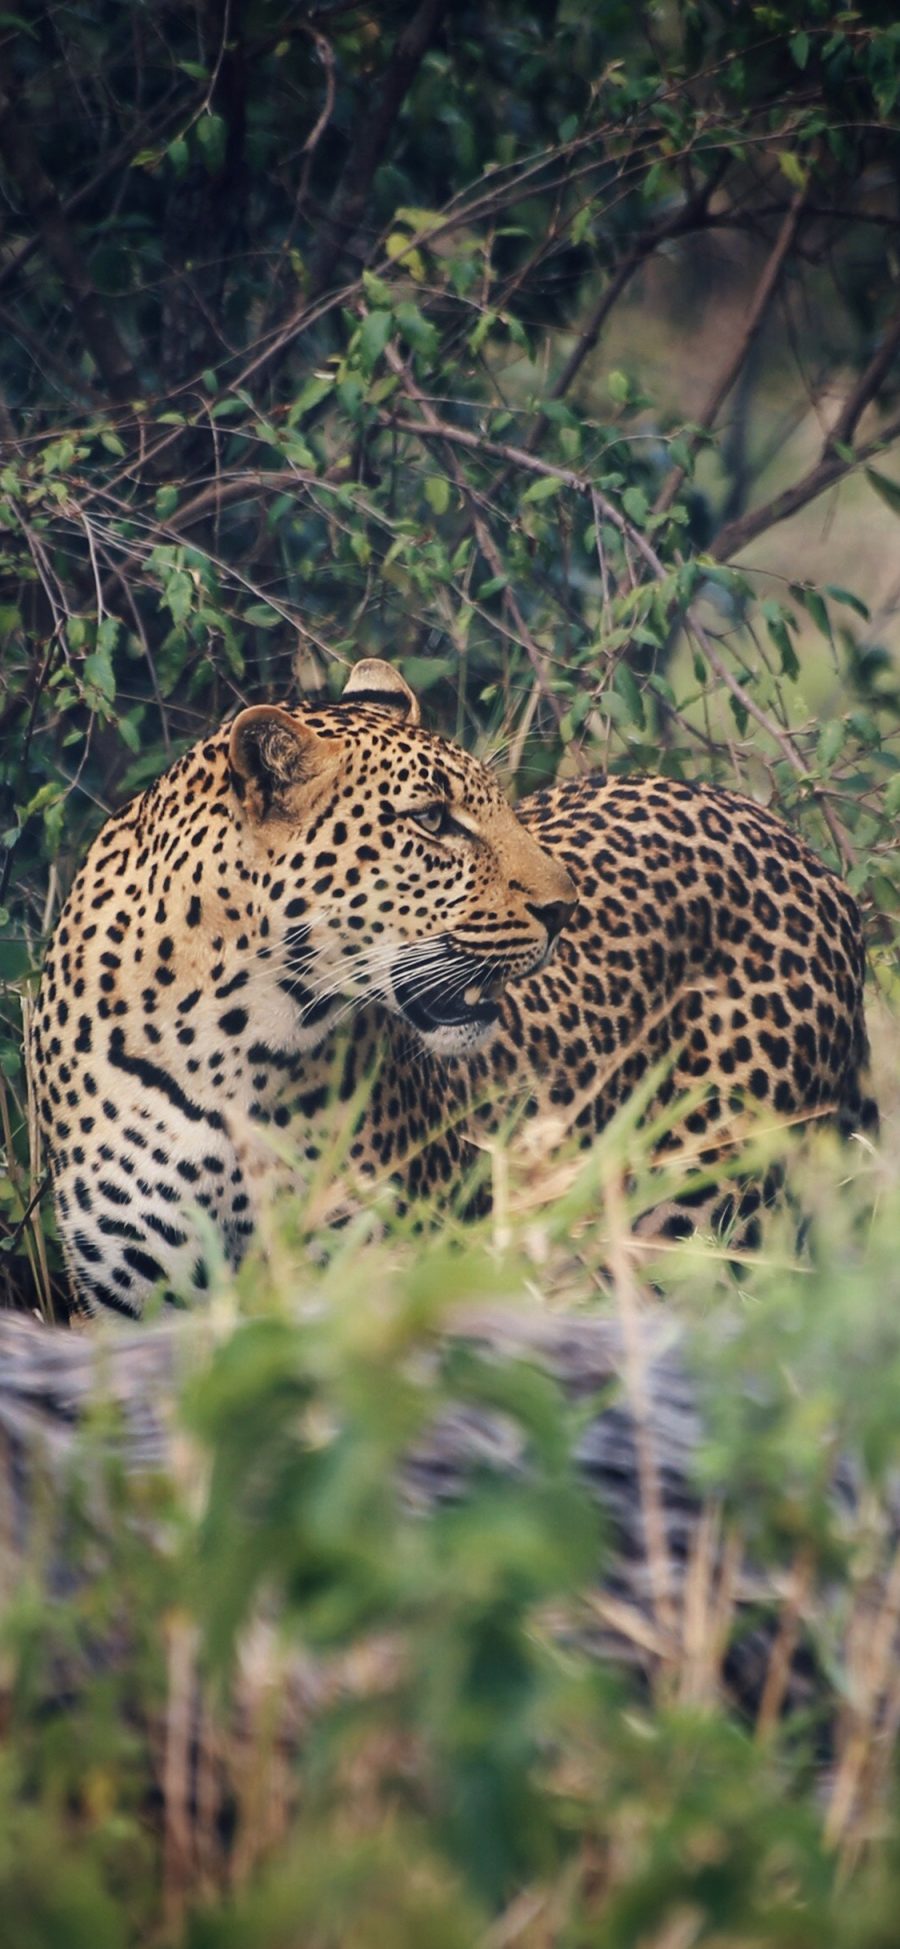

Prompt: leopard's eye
[{"left": 414, "top": 802, "right": 453, "bottom": 838}]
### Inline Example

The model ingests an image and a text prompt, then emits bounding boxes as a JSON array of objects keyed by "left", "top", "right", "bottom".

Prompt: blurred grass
[{"left": 0, "top": 1029, "right": 897, "bottom": 1945}]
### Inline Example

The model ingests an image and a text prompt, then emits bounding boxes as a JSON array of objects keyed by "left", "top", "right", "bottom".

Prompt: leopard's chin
[
  {"left": 389, "top": 959, "right": 504, "bottom": 1055},
  {"left": 416, "top": 1013, "right": 499, "bottom": 1057}
]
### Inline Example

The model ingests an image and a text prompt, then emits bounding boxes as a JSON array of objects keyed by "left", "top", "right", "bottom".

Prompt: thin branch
[
  {"left": 382, "top": 342, "right": 568, "bottom": 733},
  {"left": 711, "top": 320, "right": 900, "bottom": 561},
  {"left": 307, "top": 0, "right": 451, "bottom": 297},
  {"left": 689, "top": 621, "right": 857, "bottom": 869},
  {"left": 654, "top": 182, "right": 809, "bottom": 514},
  {"left": 829, "top": 300, "right": 900, "bottom": 449},
  {"left": 525, "top": 160, "right": 731, "bottom": 463},
  {"left": 297, "top": 24, "right": 337, "bottom": 209}
]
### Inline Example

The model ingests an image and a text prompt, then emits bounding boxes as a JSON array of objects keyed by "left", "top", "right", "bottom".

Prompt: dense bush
[{"left": 0, "top": 0, "right": 898, "bottom": 1939}]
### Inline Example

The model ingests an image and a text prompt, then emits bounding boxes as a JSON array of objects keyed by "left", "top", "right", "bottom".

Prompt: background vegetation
[{"left": 0, "top": 0, "right": 899, "bottom": 1941}]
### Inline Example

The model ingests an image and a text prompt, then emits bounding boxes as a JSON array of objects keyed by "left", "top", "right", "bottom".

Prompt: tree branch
[
  {"left": 829, "top": 300, "right": 900, "bottom": 450},
  {"left": 525, "top": 161, "right": 731, "bottom": 462},
  {"left": 307, "top": 0, "right": 451, "bottom": 298},
  {"left": 710, "top": 399, "right": 900, "bottom": 562}
]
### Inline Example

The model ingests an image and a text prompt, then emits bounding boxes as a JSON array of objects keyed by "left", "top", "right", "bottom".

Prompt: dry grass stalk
[
  {"left": 161, "top": 1612, "right": 199, "bottom": 1934},
  {"left": 586, "top": 1589, "right": 672, "bottom": 1664},
  {"left": 605, "top": 1166, "right": 676, "bottom": 1652},
  {"left": 678, "top": 1500, "right": 743, "bottom": 1711},
  {"left": 826, "top": 1540, "right": 900, "bottom": 1856},
  {"left": 755, "top": 1546, "right": 814, "bottom": 1741}
]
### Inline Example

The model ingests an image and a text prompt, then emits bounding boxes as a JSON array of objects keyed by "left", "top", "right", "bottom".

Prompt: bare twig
[
  {"left": 688, "top": 621, "right": 857, "bottom": 870},
  {"left": 307, "top": 0, "right": 451, "bottom": 297},
  {"left": 296, "top": 25, "right": 337, "bottom": 213},
  {"left": 382, "top": 345, "right": 569, "bottom": 734},
  {"left": 829, "top": 300, "right": 900, "bottom": 451},
  {"left": 654, "top": 183, "right": 810, "bottom": 515},
  {"left": 524, "top": 161, "right": 731, "bottom": 464},
  {"left": 711, "top": 321, "right": 900, "bottom": 562}
]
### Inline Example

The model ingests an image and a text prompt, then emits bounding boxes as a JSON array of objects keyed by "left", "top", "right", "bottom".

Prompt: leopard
[{"left": 29, "top": 657, "right": 876, "bottom": 1319}]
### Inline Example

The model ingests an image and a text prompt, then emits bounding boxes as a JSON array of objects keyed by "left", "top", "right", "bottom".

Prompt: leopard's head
[{"left": 229, "top": 659, "right": 576, "bottom": 1054}]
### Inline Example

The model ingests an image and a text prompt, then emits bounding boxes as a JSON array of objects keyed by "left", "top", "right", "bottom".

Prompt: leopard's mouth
[{"left": 390, "top": 957, "right": 508, "bottom": 1049}]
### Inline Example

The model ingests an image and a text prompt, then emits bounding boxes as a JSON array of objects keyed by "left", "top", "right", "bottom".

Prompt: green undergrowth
[{"left": 2, "top": 1087, "right": 899, "bottom": 1947}]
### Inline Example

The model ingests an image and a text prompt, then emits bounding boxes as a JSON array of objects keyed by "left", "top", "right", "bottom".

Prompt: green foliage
[{"left": 2, "top": 1129, "right": 900, "bottom": 1946}]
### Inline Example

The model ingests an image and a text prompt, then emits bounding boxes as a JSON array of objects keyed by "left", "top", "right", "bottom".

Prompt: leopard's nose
[{"left": 526, "top": 895, "right": 576, "bottom": 942}]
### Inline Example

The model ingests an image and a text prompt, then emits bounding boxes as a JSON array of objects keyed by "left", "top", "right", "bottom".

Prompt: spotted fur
[{"left": 30, "top": 659, "right": 875, "bottom": 1316}]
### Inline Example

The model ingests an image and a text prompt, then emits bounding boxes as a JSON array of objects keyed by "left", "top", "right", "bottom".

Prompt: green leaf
[
  {"left": 395, "top": 302, "right": 438, "bottom": 360},
  {"left": 393, "top": 205, "right": 443, "bottom": 234},
  {"left": 866, "top": 465, "right": 900, "bottom": 516},
  {"left": 612, "top": 660, "right": 646, "bottom": 728},
  {"left": 358, "top": 309, "right": 394, "bottom": 373},
  {"left": 884, "top": 774, "right": 900, "bottom": 817},
  {"left": 83, "top": 645, "right": 115, "bottom": 704},
  {"left": 802, "top": 587, "right": 831, "bottom": 639},
  {"left": 622, "top": 485, "right": 649, "bottom": 525},
  {"left": 0, "top": 14, "right": 38, "bottom": 38},
  {"left": 21, "top": 780, "right": 64, "bottom": 821},
  {"left": 424, "top": 475, "right": 451, "bottom": 515},
  {"left": 468, "top": 311, "right": 496, "bottom": 355},
  {"left": 155, "top": 485, "right": 179, "bottom": 519},
  {"left": 817, "top": 720, "right": 845, "bottom": 769},
  {"left": 282, "top": 435, "right": 315, "bottom": 468},
  {"left": 778, "top": 151, "right": 808, "bottom": 189},
  {"left": 210, "top": 397, "right": 248, "bottom": 420},
  {"left": 167, "top": 136, "right": 189, "bottom": 176},
  {"left": 196, "top": 113, "right": 226, "bottom": 174},
  {"left": 289, "top": 374, "right": 334, "bottom": 421},
  {"left": 607, "top": 370, "right": 630, "bottom": 404},
  {"left": 385, "top": 233, "right": 426, "bottom": 281},
  {"left": 848, "top": 709, "right": 881, "bottom": 749},
  {"left": 362, "top": 270, "right": 394, "bottom": 307},
  {"left": 825, "top": 584, "right": 869, "bottom": 620},
  {"left": 521, "top": 474, "right": 564, "bottom": 506},
  {"left": 790, "top": 31, "right": 810, "bottom": 69},
  {"left": 244, "top": 602, "right": 281, "bottom": 628}
]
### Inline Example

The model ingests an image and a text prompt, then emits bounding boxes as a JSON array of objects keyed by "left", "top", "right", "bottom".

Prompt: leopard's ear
[
  {"left": 229, "top": 705, "right": 340, "bottom": 821},
  {"left": 341, "top": 658, "right": 421, "bottom": 725}
]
